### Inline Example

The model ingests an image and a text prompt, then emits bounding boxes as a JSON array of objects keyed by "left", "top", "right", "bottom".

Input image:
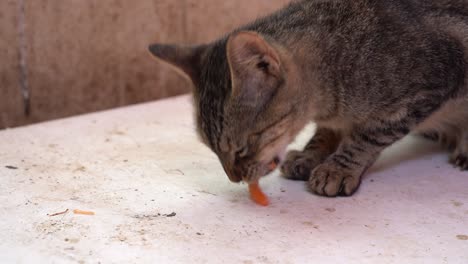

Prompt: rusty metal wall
[{"left": 0, "top": 0, "right": 291, "bottom": 129}]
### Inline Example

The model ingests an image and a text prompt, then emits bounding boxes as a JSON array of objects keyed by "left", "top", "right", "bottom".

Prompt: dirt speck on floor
[
  {"left": 166, "top": 169, "right": 185, "bottom": 176},
  {"left": 132, "top": 212, "right": 176, "bottom": 220},
  {"left": 280, "top": 209, "right": 288, "bottom": 214},
  {"left": 452, "top": 201, "right": 463, "bottom": 207},
  {"left": 456, "top": 235, "right": 468, "bottom": 241},
  {"left": 303, "top": 222, "right": 320, "bottom": 229},
  {"left": 36, "top": 219, "right": 84, "bottom": 236},
  {"left": 197, "top": 190, "right": 217, "bottom": 196},
  {"left": 165, "top": 212, "right": 176, "bottom": 218},
  {"left": 256, "top": 256, "right": 272, "bottom": 263},
  {"left": 73, "top": 165, "right": 87, "bottom": 172},
  {"left": 117, "top": 235, "right": 127, "bottom": 242},
  {"left": 325, "top": 208, "right": 336, "bottom": 213},
  {"left": 111, "top": 130, "right": 126, "bottom": 136},
  {"left": 132, "top": 213, "right": 161, "bottom": 220},
  {"left": 5, "top": 165, "right": 18, "bottom": 170},
  {"left": 64, "top": 238, "right": 80, "bottom": 244}
]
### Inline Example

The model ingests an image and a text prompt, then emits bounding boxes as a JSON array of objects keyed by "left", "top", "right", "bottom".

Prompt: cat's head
[{"left": 149, "top": 31, "right": 308, "bottom": 183}]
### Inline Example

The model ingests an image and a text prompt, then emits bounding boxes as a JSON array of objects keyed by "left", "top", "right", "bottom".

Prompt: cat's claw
[
  {"left": 308, "top": 161, "right": 362, "bottom": 197},
  {"left": 450, "top": 153, "right": 468, "bottom": 171}
]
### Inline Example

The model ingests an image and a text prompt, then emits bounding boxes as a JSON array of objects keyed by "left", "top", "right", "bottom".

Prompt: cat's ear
[
  {"left": 226, "top": 31, "right": 282, "bottom": 96},
  {"left": 148, "top": 43, "right": 206, "bottom": 83}
]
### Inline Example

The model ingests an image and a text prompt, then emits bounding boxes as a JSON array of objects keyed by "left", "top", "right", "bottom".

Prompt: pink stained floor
[{"left": 0, "top": 95, "right": 467, "bottom": 263}]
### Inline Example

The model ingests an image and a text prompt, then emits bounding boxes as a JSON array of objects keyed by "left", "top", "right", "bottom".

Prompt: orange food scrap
[
  {"left": 73, "top": 209, "right": 95, "bottom": 215},
  {"left": 249, "top": 181, "right": 269, "bottom": 206}
]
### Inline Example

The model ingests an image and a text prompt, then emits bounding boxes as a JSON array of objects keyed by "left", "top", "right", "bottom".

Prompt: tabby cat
[{"left": 149, "top": 0, "right": 468, "bottom": 197}]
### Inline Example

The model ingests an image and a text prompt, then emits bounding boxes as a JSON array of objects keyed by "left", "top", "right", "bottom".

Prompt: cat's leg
[
  {"left": 419, "top": 129, "right": 458, "bottom": 151},
  {"left": 281, "top": 127, "right": 341, "bottom": 181},
  {"left": 418, "top": 122, "right": 467, "bottom": 169},
  {"left": 308, "top": 88, "right": 461, "bottom": 197},
  {"left": 308, "top": 124, "right": 413, "bottom": 197}
]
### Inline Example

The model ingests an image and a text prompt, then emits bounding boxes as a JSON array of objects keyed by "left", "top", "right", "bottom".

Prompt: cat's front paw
[
  {"left": 281, "top": 150, "right": 324, "bottom": 181},
  {"left": 308, "top": 161, "right": 362, "bottom": 197}
]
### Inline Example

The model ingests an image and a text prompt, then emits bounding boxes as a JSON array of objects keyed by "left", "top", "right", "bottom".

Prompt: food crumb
[
  {"left": 456, "top": 235, "right": 468, "bottom": 241},
  {"left": 73, "top": 209, "right": 95, "bottom": 215},
  {"left": 48, "top": 209, "right": 69, "bottom": 216}
]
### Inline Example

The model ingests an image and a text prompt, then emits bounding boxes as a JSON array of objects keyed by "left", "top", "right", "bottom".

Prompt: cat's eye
[
  {"left": 257, "top": 61, "right": 269, "bottom": 72},
  {"left": 235, "top": 147, "right": 249, "bottom": 158}
]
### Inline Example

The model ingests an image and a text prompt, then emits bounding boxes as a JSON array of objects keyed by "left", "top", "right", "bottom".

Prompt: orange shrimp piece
[
  {"left": 249, "top": 181, "right": 269, "bottom": 206},
  {"left": 247, "top": 160, "right": 277, "bottom": 206}
]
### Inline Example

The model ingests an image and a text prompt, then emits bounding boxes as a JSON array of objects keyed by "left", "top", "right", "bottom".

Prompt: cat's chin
[
  {"left": 278, "top": 148, "right": 287, "bottom": 164},
  {"left": 260, "top": 153, "right": 285, "bottom": 179}
]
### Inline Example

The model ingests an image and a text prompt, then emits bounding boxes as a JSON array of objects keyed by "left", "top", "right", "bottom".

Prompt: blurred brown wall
[{"left": 0, "top": 0, "right": 292, "bottom": 129}]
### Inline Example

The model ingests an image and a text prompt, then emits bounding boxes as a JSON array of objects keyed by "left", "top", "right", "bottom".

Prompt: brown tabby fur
[{"left": 149, "top": 0, "right": 468, "bottom": 197}]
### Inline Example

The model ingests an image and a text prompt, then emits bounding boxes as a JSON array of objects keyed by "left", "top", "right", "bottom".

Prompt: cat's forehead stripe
[{"left": 198, "top": 41, "right": 231, "bottom": 153}]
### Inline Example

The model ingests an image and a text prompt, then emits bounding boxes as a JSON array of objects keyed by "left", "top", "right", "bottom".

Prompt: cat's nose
[{"left": 221, "top": 163, "right": 242, "bottom": 183}]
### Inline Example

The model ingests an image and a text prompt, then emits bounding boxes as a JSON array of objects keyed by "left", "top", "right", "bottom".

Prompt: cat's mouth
[
  {"left": 224, "top": 155, "right": 282, "bottom": 183},
  {"left": 265, "top": 156, "right": 281, "bottom": 175},
  {"left": 267, "top": 156, "right": 281, "bottom": 174}
]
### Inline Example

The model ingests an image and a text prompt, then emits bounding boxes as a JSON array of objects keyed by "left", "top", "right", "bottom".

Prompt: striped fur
[{"left": 149, "top": 0, "right": 468, "bottom": 197}]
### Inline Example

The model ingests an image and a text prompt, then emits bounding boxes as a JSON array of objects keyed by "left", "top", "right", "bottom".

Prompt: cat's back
[
  {"left": 414, "top": 0, "right": 468, "bottom": 17},
  {"left": 414, "top": 0, "right": 468, "bottom": 83},
  {"left": 415, "top": 0, "right": 468, "bottom": 41}
]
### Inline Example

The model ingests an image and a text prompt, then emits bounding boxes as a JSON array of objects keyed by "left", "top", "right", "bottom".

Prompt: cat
[{"left": 149, "top": 0, "right": 468, "bottom": 197}]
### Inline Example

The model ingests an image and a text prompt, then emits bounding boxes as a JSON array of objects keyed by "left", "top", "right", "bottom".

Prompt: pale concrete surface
[{"left": 0, "top": 95, "right": 467, "bottom": 263}]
